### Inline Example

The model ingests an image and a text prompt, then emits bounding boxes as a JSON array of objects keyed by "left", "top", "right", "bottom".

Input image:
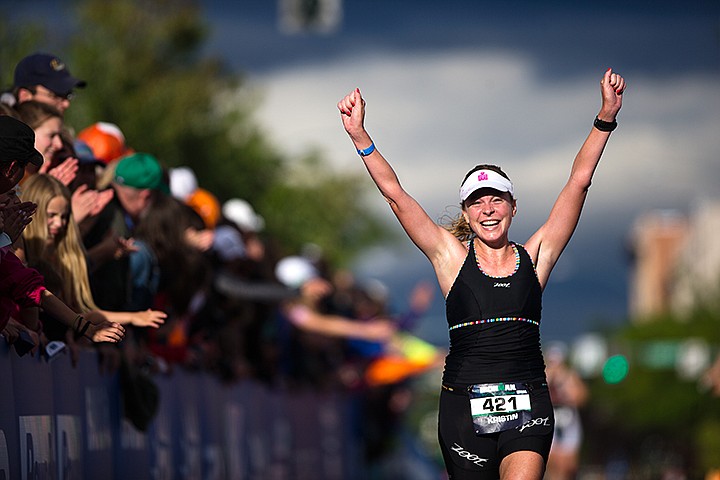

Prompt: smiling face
[
  {"left": 462, "top": 187, "right": 516, "bottom": 246},
  {"left": 46, "top": 194, "right": 69, "bottom": 246},
  {"left": 33, "top": 117, "right": 63, "bottom": 167}
]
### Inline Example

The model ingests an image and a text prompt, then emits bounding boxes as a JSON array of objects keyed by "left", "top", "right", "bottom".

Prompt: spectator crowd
[{"left": 1, "top": 52, "right": 442, "bottom": 468}]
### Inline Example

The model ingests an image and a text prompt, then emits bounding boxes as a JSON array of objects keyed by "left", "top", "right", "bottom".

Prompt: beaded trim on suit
[{"left": 448, "top": 317, "right": 539, "bottom": 331}]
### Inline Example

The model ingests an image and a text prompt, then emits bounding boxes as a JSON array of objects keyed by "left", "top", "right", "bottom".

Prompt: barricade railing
[{"left": 0, "top": 342, "right": 363, "bottom": 479}]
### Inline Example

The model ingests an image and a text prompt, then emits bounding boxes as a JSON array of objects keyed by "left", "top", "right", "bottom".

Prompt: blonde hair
[
  {"left": 443, "top": 214, "right": 474, "bottom": 243},
  {"left": 21, "top": 174, "right": 97, "bottom": 312}
]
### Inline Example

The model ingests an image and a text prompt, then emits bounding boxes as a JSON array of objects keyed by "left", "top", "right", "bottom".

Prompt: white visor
[{"left": 459, "top": 169, "right": 514, "bottom": 202}]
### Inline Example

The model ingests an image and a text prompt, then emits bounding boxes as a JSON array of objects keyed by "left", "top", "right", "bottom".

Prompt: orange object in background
[{"left": 186, "top": 187, "right": 221, "bottom": 229}]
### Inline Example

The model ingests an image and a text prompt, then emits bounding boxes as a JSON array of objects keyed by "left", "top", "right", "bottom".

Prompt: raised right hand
[{"left": 338, "top": 88, "right": 367, "bottom": 142}]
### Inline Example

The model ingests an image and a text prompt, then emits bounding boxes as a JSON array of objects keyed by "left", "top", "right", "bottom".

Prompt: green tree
[
  {"left": 586, "top": 308, "right": 720, "bottom": 476},
  {"left": 66, "top": 0, "right": 280, "bottom": 202},
  {"left": 259, "top": 151, "right": 393, "bottom": 264},
  {"left": 2, "top": 0, "right": 392, "bottom": 265}
]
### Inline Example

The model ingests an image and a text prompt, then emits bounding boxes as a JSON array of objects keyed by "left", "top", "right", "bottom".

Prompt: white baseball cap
[
  {"left": 169, "top": 167, "right": 198, "bottom": 201},
  {"left": 222, "top": 198, "right": 265, "bottom": 232},
  {"left": 275, "top": 256, "right": 318, "bottom": 288}
]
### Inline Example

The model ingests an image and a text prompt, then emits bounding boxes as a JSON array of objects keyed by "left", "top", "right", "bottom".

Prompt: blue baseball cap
[
  {"left": 14, "top": 53, "right": 86, "bottom": 96},
  {"left": 73, "top": 139, "right": 104, "bottom": 166}
]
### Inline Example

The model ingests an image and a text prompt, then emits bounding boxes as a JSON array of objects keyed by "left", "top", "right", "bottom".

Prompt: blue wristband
[{"left": 356, "top": 142, "right": 375, "bottom": 156}]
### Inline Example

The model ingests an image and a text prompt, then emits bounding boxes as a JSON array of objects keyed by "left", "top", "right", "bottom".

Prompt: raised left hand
[{"left": 599, "top": 68, "right": 626, "bottom": 121}]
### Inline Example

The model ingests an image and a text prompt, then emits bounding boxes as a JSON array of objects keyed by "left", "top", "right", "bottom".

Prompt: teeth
[{"left": 481, "top": 220, "right": 499, "bottom": 226}]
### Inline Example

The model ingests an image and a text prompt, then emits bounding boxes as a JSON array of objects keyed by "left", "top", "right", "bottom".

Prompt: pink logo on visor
[{"left": 478, "top": 172, "right": 489, "bottom": 181}]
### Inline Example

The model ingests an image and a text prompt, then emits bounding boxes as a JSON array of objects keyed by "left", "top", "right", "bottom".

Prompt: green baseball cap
[{"left": 114, "top": 152, "right": 167, "bottom": 191}]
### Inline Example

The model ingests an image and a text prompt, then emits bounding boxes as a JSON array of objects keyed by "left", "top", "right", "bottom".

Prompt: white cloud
[{"left": 249, "top": 51, "right": 720, "bottom": 240}]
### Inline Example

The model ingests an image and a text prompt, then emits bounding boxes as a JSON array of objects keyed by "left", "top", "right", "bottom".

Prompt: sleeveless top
[{"left": 443, "top": 240, "right": 545, "bottom": 386}]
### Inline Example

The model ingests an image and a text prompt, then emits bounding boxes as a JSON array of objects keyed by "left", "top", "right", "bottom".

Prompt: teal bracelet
[{"left": 356, "top": 142, "right": 375, "bottom": 156}]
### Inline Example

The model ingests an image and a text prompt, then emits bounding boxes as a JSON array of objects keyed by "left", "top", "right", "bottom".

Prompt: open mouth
[{"left": 480, "top": 220, "right": 500, "bottom": 227}]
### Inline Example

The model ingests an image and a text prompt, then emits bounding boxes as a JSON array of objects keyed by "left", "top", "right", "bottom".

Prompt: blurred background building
[{"left": 628, "top": 199, "right": 720, "bottom": 320}]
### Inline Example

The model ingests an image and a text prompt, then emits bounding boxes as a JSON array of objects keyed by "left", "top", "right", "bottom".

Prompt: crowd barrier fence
[{"left": 0, "top": 342, "right": 364, "bottom": 480}]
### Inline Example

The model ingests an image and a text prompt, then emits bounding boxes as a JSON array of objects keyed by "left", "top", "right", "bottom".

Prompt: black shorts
[{"left": 437, "top": 381, "right": 554, "bottom": 479}]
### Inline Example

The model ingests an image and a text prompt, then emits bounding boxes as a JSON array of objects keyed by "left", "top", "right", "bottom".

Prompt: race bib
[{"left": 468, "top": 382, "right": 532, "bottom": 434}]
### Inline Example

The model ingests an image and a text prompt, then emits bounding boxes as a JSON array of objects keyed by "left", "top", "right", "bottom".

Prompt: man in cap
[
  {"left": 83, "top": 152, "right": 168, "bottom": 311},
  {"left": 6, "top": 53, "right": 86, "bottom": 189},
  {"left": 11, "top": 52, "right": 86, "bottom": 113},
  {"left": 0, "top": 115, "right": 42, "bottom": 247},
  {"left": 111, "top": 152, "right": 168, "bottom": 225},
  {"left": 0, "top": 116, "right": 43, "bottom": 193}
]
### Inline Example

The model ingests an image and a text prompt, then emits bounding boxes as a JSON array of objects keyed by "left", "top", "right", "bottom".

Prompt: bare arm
[
  {"left": 286, "top": 303, "right": 396, "bottom": 341},
  {"left": 99, "top": 309, "right": 166, "bottom": 328},
  {"left": 526, "top": 68, "right": 626, "bottom": 288},
  {"left": 338, "top": 89, "right": 466, "bottom": 294},
  {"left": 40, "top": 290, "right": 125, "bottom": 342}
]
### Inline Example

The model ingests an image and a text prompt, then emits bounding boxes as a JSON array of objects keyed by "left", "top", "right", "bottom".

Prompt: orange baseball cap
[
  {"left": 187, "top": 187, "right": 221, "bottom": 229},
  {"left": 77, "top": 122, "right": 131, "bottom": 164}
]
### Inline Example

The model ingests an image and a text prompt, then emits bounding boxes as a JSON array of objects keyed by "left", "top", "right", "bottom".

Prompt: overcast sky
[{"left": 200, "top": 1, "right": 720, "bottom": 344}]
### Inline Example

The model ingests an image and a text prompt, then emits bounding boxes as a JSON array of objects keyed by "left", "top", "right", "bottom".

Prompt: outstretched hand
[
  {"left": 599, "top": 68, "right": 626, "bottom": 121},
  {"left": 131, "top": 309, "right": 167, "bottom": 328},
  {"left": 84, "top": 311, "right": 125, "bottom": 343},
  {"left": 338, "top": 88, "right": 368, "bottom": 143},
  {"left": 87, "top": 322, "right": 125, "bottom": 343}
]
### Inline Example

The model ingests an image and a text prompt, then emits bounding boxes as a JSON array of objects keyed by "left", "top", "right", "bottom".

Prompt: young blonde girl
[{"left": 19, "top": 173, "right": 166, "bottom": 328}]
